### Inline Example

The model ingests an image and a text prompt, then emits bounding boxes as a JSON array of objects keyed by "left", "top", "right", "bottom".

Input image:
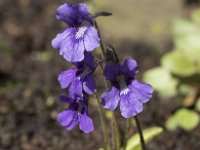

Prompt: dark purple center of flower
[
  {"left": 74, "top": 100, "right": 87, "bottom": 115},
  {"left": 116, "top": 75, "right": 130, "bottom": 95},
  {"left": 77, "top": 66, "right": 92, "bottom": 80},
  {"left": 77, "top": 104, "right": 84, "bottom": 113}
]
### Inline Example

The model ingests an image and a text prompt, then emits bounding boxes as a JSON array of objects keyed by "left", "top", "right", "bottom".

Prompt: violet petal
[
  {"left": 84, "top": 26, "right": 100, "bottom": 52},
  {"left": 58, "top": 68, "right": 77, "bottom": 89},
  {"left": 129, "top": 80, "right": 153, "bottom": 103},
  {"left": 83, "top": 74, "right": 96, "bottom": 94},
  {"left": 120, "top": 92, "right": 143, "bottom": 118},
  {"left": 101, "top": 86, "right": 120, "bottom": 110},
  {"left": 121, "top": 59, "right": 138, "bottom": 77},
  {"left": 79, "top": 112, "right": 94, "bottom": 133}
]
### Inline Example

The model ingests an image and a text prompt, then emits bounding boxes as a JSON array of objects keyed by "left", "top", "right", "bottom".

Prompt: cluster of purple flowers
[
  {"left": 52, "top": 3, "right": 100, "bottom": 62},
  {"left": 52, "top": 3, "right": 153, "bottom": 133}
]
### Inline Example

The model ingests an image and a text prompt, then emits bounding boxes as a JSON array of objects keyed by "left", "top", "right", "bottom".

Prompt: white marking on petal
[
  {"left": 117, "top": 75, "right": 130, "bottom": 96},
  {"left": 120, "top": 88, "right": 130, "bottom": 96},
  {"left": 75, "top": 26, "right": 87, "bottom": 39}
]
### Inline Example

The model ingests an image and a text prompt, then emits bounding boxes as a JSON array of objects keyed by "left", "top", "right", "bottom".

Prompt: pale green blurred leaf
[
  {"left": 192, "top": 9, "right": 200, "bottom": 24},
  {"left": 198, "top": 59, "right": 200, "bottom": 74},
  {"left": 178, "top": 84, "right": 194, "bottom": 95},
  {"left": 126, "top": 127, "right": 163, "bottom": 150},
  {"left": 143, "top": 67, "right": 178, "bottom": 97},
  {"left": 166, "top": 108, "right": 200, "bottom": 131},
  {"left": 173, "top": 19, "right": 200, "bottom": 62},
  {"left": 175, "top": 35, "right": 200, "bottom": 62},
  {"left": 173, "top": 19, "right": 198, "bottom": 35},
  {"left": 195, "top": 97, "right": 200, "bottom": 112},
  {"left": 161, "top": 51, "right": 197, "bottom": 76}
]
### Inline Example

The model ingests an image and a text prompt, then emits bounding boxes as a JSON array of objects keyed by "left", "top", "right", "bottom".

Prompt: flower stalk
[
  {"left": 95, "top": 21, "right": 106, "bottom": 56},
  {"left": 95, "top": 93, "right": 111, "bottom": 150},
  {"left": 134, "top": 116, "right": 146, "bottom": 150},
  {"left": 111, "top": 112, "right": 121, "bottom": 150},
  {"left": 95, "top": 21, "right": 121, "bottom": 150}
]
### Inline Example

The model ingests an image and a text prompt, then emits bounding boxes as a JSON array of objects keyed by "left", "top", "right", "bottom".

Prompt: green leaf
[
  {"left": 173, "top": 19, "right": 199, "bottom": 36},
  {"left": 126, "top": 127, "right": 163, "bottom": 150},
  {"left": 175, "top": 35, "right": 200, "bottom": 62},
  {"left": 192, "top": 9, "right": 200, "bottom": 24},
  {"left": 195, "top": 97, "right": 200, "bottom": 112},
  {"left": 166, "top": 108, "right": 200, "bottom": 131},
  {"left": 143, "top": 67, "right": 178, "bottom": 97},
  {"left": 173, "top": 19, "right": 200, "bottom": 62},
  {"left": 178, "top": 84, "right": 194, "bottom": 95},
  {"left": 161, "top": 50, "right": 197, "bottom": 77}
]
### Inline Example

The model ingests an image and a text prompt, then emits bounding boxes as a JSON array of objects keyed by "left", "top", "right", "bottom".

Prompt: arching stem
[
  {"left": 134, "top": 116, "right": 146, "bottom": 150},
  {"left": 95, "top": 94, "right": 111, "bottom": 150},
  {"left": 95, "top": 21, "right": 121, "bottom": 150}
]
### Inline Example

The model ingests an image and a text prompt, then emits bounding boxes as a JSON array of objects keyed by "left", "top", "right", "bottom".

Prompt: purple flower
[
  {"left": 57, "top": 94, "right": 94, "bottom": 133},
  {"left": 101, "top": 59, "right": 153, "bottom": 118},
  {"left": 52, "top": 3, "right": 100, "bottom": 62},
  {"left": 58, "top": 53, "right": 96, "bottom": 97}
]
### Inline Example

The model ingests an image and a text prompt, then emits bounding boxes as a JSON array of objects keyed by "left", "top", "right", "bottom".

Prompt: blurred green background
[{"left": 0, "top": 0, "right": 200, "bottom": 150}]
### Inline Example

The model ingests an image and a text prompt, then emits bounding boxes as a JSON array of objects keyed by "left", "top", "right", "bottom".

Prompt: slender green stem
[
  {"left": 95, "top": 21, "right": 110, "bottom": 88},
  {"left": 122, "top": 119, "right": 130, "bottom": 150},
  {"left": 95, "top": 21, "right": 121, "bottom": 150},
  {"left": 99, "top": 63, "right": 110, "bottom": 89},
  {"left": 111, "top": 113, "right": 116, "bottom": 150},
  {"left": 134, "top": 116, "right": 146, "bottom": 150},
  {"left": 95, "top": 94, "right": 111, "bottom": 150},
  {"left": 112, "top": 112, "right": 120, "bottom": 150},
  {"left": 95, "top": 21, "right": 106, "bottom": 56}
]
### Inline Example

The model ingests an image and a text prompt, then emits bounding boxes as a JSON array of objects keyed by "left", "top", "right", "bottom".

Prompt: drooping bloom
[
  {"left": 57, "top": 94, "right": 94, "bottom": 133},
  {"left": 52, "top": 3, "right": 100, "bottom": 62},
  {"left": 101, "top": 59, "right": 153, "bottom": 118},
  {"left": 58, "top": 52, "right": 96, "bottom": 97}
]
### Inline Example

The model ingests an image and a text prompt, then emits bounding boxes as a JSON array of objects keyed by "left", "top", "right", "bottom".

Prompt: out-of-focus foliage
[
  {"left": 161, "top": 50, "right": 197, "bottom": 76},
  {"left": 143, "top": 67, "right": 178, "bottom": 97},
  {"left": 173, "top": 20, "right": 200, "bottom": 71},
  {"left": 192, "top": 9, "right": 200, "bottom": 24},
  {"left": 166, "top": 108, "right": 200, "bottom": 131},
  {"left": 144, "top": 8, "right": 200, "bottom": 131},
  {"left": 195, "top": 97, "right": 200, "bottom": 112},
  {"left": 144, "top": 9, "right": 200, "bottom": 98},
  {"left": 126, "top": 127, "right": 163, "bottom": 150}
]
